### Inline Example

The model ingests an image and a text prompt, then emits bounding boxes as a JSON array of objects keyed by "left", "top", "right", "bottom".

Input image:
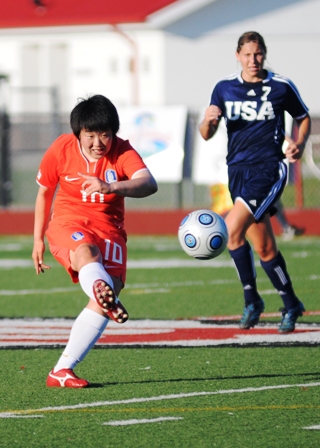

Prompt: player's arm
[
  {"left": 199, "top": 105, "right": 222, "bottom": 140},
  {"left": 284, "top": 114, "right": 311, "bottom": 163},
  {"left": 79, "top": 169, "right": 158, "bottom": 198},
  {"left": 32, "top": 185, "right": 56, "bottom": 274}
]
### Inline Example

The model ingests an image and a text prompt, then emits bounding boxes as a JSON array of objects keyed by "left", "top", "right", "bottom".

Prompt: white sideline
[{"left": 1, "top": 382, "right": 320, "bottom": 419}]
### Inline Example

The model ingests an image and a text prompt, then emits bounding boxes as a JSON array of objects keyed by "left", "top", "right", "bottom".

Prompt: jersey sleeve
[
  {"left": 284, "top": 80, "right": 309, "bottom": 119},
  {"left": 36, "top": 135, "right": 68, "bottom": 188},
  {"left": 210, "top": 81, "right": 225, "bottom": 111},
  {"left": 115, "top": 139, "right": 149, "bottom": 179}
]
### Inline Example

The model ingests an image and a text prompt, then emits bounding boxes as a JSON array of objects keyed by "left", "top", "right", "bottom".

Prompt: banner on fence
[{"left": 118, "top": 106, "right": 187, "bottom": 183}]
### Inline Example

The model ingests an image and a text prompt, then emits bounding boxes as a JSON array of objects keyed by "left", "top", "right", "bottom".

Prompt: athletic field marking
[
  {"left": 2, "top": 318, "right": 320, "bottom": 347},
  {"left": 0, "top": 279, "right": 238, "bottom": 296},
  {"left": 0, "top": 272, "right": 319, "bottom": 297},
  {"left": 2, "top": 255, "right": 319, "bottom": 271},
  {"left": 3, "top": 404, "right": 320, "bottom": 419},
  {"left": 304, "top": 425, "right": 320, "bottom": 430},
  {"left": 102, "top": 417, "right": 183, "bottom": 426},
  {"left": 0, "top": 286, "right": 79, "bottom": 296},
  {"left": 1, "top": 382, "right": 320, "bottom": 419},
  {"left": 0, "top": 258, "right": 235, "bottom": 270},
  {"left": 1, "top": 319, "right": 320, "bottom": 347}
]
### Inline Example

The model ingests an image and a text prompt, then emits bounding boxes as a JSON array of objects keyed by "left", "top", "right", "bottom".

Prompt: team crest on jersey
[
  {"left": 71, "top": 231, "right": 85, "bottom": 241},
  {"left": 105, "top": 169, "right": 117, "bottom": 183}
]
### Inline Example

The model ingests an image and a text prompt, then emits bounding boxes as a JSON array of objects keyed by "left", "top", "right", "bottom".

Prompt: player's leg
[
  {"left": 72, "top": 242, "right": 128, "bottom": 324},
  {"left": 225, "top": 201, "right": 265, "bottom": 329},
  {"left": 46, "top": 228, "right": 128, "bottom": 387},
  {"left": 247, "top": 214, "right": 304, "bottom": 333},
  {"left": 48, "top": 276, "right": 124, "bottom": 388},
  {"left": 47, "top": 303, "right": 108, "bottom": 388},
  {"left": 47, "top": 220, "right": 126, "bottom": 315}
]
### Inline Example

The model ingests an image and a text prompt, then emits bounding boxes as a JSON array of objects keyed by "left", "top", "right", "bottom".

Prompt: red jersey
[{"left": 36, "top": 134, "right": 148, "bottom": 229}]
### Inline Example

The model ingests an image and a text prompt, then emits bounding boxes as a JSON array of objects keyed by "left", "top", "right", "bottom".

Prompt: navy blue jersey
[{"left": 210, "top": 71, "right": 309, "bottom": 166}]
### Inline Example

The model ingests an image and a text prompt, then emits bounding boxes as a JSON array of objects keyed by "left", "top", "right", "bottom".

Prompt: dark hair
[
  {"left": 70, "top": 95, "right": 120, "bottom": 138},
  {"left": 236, "top": 31, "right": 267, "bottom": 54}
]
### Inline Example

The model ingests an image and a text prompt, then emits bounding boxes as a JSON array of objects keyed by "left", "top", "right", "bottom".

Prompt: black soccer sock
[
  {"left": 229, "top": 241, "right": 262, "bottom": 305},
  {"left": 260, "top": 251, "right": 300, "bottom": 311}
]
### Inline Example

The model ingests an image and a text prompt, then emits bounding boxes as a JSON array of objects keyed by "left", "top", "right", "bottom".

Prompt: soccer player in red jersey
[
  {"left": 199, "top": 31, "right": 311, "bottom": 333},
  {"left": 32, "top": 95, "right": 157, "bottom": 387}
]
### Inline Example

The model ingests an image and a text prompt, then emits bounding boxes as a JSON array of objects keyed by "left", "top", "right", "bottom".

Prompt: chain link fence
[{"left": 1, "top": 91, "right": 319, "bottom": 211}]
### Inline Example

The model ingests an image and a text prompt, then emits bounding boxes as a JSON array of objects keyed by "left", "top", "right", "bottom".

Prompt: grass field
[{"left": 1, "top": 234, "right": 320, "bottom": 447}]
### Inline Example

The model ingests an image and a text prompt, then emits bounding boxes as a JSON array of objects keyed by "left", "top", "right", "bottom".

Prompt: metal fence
[{"left": 1, "top": 111, "right": 320, "bottom": 211}]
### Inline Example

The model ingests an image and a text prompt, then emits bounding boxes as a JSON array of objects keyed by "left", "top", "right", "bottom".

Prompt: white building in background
[
  {"left": 0, "top": 27, "right": 166, "bottom": 113},
  {"left": 0, "top": 0, "right": 319, "bottom": 114}
]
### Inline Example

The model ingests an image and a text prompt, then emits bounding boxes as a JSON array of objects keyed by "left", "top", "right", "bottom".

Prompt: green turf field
[{"left": 1, "top": 235, "right": 320, "bottom": 447}]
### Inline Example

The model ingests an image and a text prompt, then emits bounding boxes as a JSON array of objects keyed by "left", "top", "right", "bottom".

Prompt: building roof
[{"left": 0, "top": 0, "right": 179, "bottom": 28}]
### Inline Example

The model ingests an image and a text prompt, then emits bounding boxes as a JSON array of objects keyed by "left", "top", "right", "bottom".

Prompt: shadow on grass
[{"left": 88, "top": 371, "right": 320, "bottom": 388}]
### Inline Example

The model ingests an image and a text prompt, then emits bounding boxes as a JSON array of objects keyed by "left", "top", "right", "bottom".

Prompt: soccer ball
[{"left": 178, "top": 209, "right": 228, "bottom": 260}]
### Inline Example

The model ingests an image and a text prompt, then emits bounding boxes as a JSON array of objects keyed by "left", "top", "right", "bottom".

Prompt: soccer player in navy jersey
[{"left": 199, "top": 31, "right": 311, "bottom": 333}]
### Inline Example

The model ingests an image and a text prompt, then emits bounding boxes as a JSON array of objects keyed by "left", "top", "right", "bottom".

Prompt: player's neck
[{"left": 241, "top": 69, "right": 267, "bottom": 83}]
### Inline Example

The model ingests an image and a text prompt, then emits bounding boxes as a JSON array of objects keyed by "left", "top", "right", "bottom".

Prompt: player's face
[
  {"left": 79, "top": 129, "right": 113, "bottom": 161},
  {"left": 236, "top": 41, "right": 266, "bottom": 82}
]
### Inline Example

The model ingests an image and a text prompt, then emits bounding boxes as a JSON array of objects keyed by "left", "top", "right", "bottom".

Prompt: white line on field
[
  {"left": 0, "top": 273, "right": 319, "bottom": 297},
  {"left": 1, "top": 382, "right": 320, "bottom": 419},
  {"left": 0, "top": 287, "right": 80, "bottom": 296},
  {"left": 1, "top": 415, "right": 44, "bottom": 419},
  {"left": 0, "top": 279, "right": 240, "bottom": 296},
  {"left": 0, "top": 258, "right": 235, "bottom": 269},
  {"left": 102, "top": 417, "right": 183, "bottom": 426},
  {"left": 0, "top": 279, "right": 234, "bottom": 295}
]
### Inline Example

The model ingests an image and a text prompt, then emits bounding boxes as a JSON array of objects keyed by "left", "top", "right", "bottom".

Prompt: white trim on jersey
[
  {"left": 131, "top": 168, "right": 149, "bottom": 179},
  {"left": 211, "top": 72, "right": 238, "bottom": 91},
  {"left": 254, "top": 161, "right": 287, "bottom": 221}
]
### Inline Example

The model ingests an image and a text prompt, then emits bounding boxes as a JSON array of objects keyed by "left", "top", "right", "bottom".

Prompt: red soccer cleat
[
  {"left": 46, "top": 369, "right": 89, "bottom": 388},
  {"left": 93, "top": 279, "right": 129, "bottom": 324}
]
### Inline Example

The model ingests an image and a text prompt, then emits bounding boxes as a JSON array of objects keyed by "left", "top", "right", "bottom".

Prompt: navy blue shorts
[{"left": 228, "top": 160, "right": 287, "bottom": 222}]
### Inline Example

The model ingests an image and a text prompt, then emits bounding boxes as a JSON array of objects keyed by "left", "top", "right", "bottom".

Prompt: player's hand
[
  {"left": 284, "top": 142, "right": 303, "bottom": 163},
  {"left": 78, "top": 173, "right": 112, "bottom": 195},
  {"left": 204, "top": 105, "right": 222, "bottom": 123},
  {"left": 32, "top": 241, "right": 51, "bottom": 275}
]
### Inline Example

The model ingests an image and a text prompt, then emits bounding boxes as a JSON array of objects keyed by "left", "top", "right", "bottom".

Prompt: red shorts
[{"left": 46, "top": 217, "right": 127, "bottom": 284}]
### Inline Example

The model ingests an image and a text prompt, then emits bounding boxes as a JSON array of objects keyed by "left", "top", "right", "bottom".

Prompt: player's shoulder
[
  {"left": 54, "top": 133, "right": 75, "bottom": 142},
  {"left": 51, "top": 133, "right": 77, "bottom": 148},
  {"left": 266, "top": 71, "right": 296, "bottom": 88},
  {"left": 112, "top": 136, "right": 135, "bottom": 154},
  {"left": 107, "top": 136, "right": 136, "bottom": 164},
  {"left": 214, "top": 72, "right": 239, "bottom": 88},
  {"left": 48, "top": 133, "right": 78, "bottom": 155},
  {"left": 43, "top": 134, "right": 78, "bottom": 168}
]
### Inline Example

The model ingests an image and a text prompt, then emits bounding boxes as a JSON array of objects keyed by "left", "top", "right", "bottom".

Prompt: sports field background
[{"left": 1, "top": 235, "right": 320, "bottom": 447}]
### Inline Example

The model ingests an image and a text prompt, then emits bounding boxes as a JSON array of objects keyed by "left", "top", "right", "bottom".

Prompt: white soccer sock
[
  {"left": 53, "top": 308, "right": 108, "bottom": 372},
  {"left": 78, "top": 262, "right": 114, "bottom": 300}
]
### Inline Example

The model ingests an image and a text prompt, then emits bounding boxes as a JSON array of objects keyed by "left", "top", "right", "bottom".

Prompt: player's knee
[
  {"left": 226, "top": 227, "right": 246, "bottom": 250},
  {"left": 71, "top": 243, "right": 101, "bottom": 270},
  {"left": 253, "top": 243, "right": 275, "bottom": 260}
]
